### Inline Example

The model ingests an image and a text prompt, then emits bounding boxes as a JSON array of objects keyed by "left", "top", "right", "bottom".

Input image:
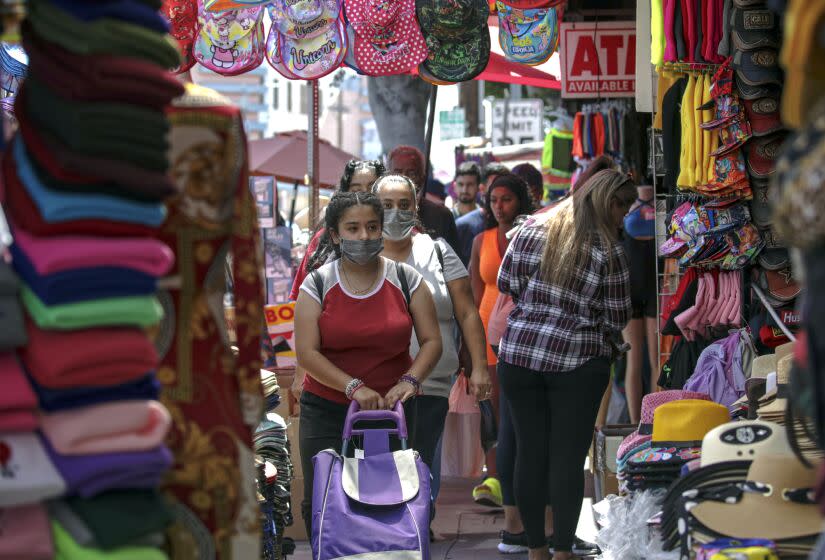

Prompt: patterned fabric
[
  {"left": 155, "top": 84, "right": 264, "bottom": 560},
  {"left": 497, "top": 217, "right": 631, "bottom": 373}
]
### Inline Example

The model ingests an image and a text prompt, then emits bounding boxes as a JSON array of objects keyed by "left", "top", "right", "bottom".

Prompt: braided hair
[
  {"left": 307, "top": 160, "right": 385, "bottom": 271},
  {"left": 307, "top": 191, "right": 384, "bottom": 269},
  {"left": 338, "top": 159, "right": 386, "bottom": 193}
]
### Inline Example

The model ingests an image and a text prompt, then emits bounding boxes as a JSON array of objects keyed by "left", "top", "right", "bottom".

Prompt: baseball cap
[
  {"left": 193, "top": 6, "right": 265, "bottom": 75},
  {"left": 745, "top": 132, "right": 787, "bottom": 178},
  {"left": 265, "top": 7, "right": 299, "bottom": 78},
  {"left": 279, "top": 19, "right": 347, "bottom": 79},
  {"left": 732, "top": 49, "right": 782, "bottom": 87},
  {"left": 735, "top": 73, "right": 781, "bottom": 100},
  {"left": 497, "top": 0, "right": 565, "bottom": 8},
  {"left": 731, "top": 7, "right": 780, "bottom": 51},
  {"left": 744, "top": 96, "right": 783, "bottom": 137},
  {"left": 267, "top": 0, "right": 346, "bottom": 79},
  {"left": 416, "top": 0, "right": 490, "bottom": 82},
  {"left": 346, "top": 0, "right": 429, "bottom": 76},
  {"left": 497, "top": 1, "right": 559, "bottom": 65},
  {"left": 749, "top": 179, "right": 772, "bottom": 227}
]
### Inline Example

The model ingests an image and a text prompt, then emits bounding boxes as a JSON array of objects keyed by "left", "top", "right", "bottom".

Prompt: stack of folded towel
[{"left": 0, "top": 0, "right": 184, "bottom": 557}]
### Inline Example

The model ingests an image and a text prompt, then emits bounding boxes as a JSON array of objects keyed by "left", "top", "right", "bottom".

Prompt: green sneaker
[{"left": 472, "top": 477, "right": 503, "bottom": 508}]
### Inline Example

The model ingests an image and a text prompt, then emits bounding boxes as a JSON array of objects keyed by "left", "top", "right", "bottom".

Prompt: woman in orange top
[{"left": 469, "top": 173, "right": 534, "bottom": 508}]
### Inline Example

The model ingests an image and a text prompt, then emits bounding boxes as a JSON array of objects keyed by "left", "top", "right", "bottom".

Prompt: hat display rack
[
  {"left": 164, "top": 0, "right": 566, "bottom": 82},
  {"left": 652, "top": 0, "right": 801, "bottom": 395},
  {"left": 588, "top": 0, "right": 825, "bottom": 557}
]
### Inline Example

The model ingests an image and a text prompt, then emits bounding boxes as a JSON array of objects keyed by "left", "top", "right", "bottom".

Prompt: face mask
[
  {"left": 340, "top": 237, "right": 384, "bottom": 266},
  {"left": 383, "top": 209, "right": 416, "bottom": 241}
]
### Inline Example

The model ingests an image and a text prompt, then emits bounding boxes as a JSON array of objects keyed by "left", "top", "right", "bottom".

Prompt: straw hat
[
  {"left": 776, "top": 341, "right": 795, "bottom": 364},
  {"left": 700, "top": 420, "right": 791, "bottom": 466},
  {"left": 751, "top": 354, "right": 777, "bottom": 379},
  {"left": 691, "top": 454, "right": 822, "bottom": 540}
]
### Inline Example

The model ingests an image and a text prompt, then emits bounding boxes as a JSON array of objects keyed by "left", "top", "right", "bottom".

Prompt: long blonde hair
[{"left": 540, "top": 169, "right": 635, "bottom": 287}]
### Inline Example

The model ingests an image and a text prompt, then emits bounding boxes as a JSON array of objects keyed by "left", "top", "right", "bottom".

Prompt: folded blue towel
[
  {"left": 30, "top": 372, "right": 160, "bottom": 412},
  {"left": 10, "top": 243, "right": 157, "bottom": 305},
  {"left": 13, "top": 137, "right": 166, "bottom": 227}
]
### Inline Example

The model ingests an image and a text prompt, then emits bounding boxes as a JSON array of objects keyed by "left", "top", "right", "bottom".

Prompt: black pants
[
  {"left": 298, "top": 391, "right": 416, "bottom": 536},
  {"left": 498, "top": 358, "right": 609, "bottom": 551},
  {"left": 410, "top": 395, "right": 449, "bottom": 522}
]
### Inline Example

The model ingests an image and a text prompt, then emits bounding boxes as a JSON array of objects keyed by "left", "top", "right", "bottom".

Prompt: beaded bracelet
[
  {"left": 399, "top": 374, "right": 420, "bottom": 391},
  {"left": 345, "top": 378, "right": 364, "bottom": 400}
]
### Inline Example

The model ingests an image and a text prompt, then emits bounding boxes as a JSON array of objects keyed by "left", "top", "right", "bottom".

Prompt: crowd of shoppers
[{"left": 291, "top": 146, "right": 653, "bottom": 559}]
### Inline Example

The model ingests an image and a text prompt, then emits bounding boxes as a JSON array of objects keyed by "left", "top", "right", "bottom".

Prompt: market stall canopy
[
  {"left": 248, "top": 131, "right": 357, "bottom": 187},
  {"left": 474, "top": 52, "right": 562, "bottom": 89}
]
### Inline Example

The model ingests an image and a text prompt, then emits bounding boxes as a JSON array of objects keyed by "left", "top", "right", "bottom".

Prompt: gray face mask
[
  {"left": 383, "top": 209, "right": 416, "bottom": 241},
  {"left": 340, "top": 238, "right": 384, "bottom": 266}
]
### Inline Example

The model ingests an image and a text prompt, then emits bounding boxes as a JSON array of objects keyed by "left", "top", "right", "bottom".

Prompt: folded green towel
[
  {"left": 21, "top": 285, "right": 162, "bottom": 330},
  {"left": 65, "top": 490, "right": 174, "bottom": 550},
  {"left": 27, "top": 0, "right": 180, "bottom": 69},
  {"left": 53, "top": 520, "right": 168, "bottom": 560}
]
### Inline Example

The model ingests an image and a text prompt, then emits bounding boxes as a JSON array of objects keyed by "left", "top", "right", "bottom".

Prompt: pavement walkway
[{"left": 285, "top": 476, "right": 599, "bottom": 560}]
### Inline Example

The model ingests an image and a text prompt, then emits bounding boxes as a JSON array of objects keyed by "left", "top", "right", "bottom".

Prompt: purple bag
[{"left": 311, "top": 401, "right": 431, "bottom": 560}]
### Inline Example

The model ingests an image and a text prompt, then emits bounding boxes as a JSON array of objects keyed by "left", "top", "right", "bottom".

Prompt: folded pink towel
[
  {"left": 11, "top": 225, "right": 174, "bottom": 276},
  {"left": 0, "top": 504, "right": 54, "bottom": 559},
  {"left": 40, "top": 400, "right": 171, "bottom": 455},
  {"left": 0, "top": 353, "right": 38, "bottom": 432}
]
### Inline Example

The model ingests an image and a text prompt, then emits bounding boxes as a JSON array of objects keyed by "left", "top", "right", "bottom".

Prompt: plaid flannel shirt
[{"left": 497, "top": 219, "right": 632, "bottom": 373}]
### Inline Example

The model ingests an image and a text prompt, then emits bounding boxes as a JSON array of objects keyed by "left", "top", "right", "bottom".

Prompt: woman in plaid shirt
[{"left": 497, "top": 169, "right": 636, "bottom": 560}]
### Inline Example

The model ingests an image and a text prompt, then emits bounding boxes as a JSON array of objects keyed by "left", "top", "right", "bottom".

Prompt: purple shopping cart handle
[{"left": 342, "top": 400, "right": 408, "bottom": 440}]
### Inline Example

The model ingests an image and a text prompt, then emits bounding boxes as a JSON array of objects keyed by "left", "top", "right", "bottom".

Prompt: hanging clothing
[{"left": 156, "top": 84, "right": 264, "bottom": 560}]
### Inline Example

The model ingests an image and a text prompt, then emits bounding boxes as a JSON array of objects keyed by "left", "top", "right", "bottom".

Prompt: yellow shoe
[{"left": 472, "top": 477, "right": 503, "bottom": 508}]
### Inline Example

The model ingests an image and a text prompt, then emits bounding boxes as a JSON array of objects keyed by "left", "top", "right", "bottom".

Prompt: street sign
[
  {"left": 560, "top": 21, "right": 636, "bottom": 99},
  {"left": 439, "top": 108, "right": 466, "bottom": 141},
  {"left": 491, "top": 99, "right": 544, "bottom": 146}
]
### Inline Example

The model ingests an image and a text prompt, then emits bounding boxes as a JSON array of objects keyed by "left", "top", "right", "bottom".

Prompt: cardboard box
[
  {"left": 591, "top": 424, "right": 635, "bottom": 502},
  {"left": 284, "top": 476, "right": 308, "bottom": 541}
]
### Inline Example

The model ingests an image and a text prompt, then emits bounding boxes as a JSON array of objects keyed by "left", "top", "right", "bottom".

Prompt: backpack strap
[
  {"left": 433, "top": 239, "right": 445, "bottom": 278},
  {"left": 310, "top": 269, "right": 324, "bottom": 307},
  {"left": 395, "top": 261, "right": 411, "bottom": 308}
]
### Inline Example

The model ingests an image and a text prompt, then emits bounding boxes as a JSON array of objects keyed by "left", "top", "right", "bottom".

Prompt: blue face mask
[{"left": 340, "top": 238, "right": 384, "bottom": 266}]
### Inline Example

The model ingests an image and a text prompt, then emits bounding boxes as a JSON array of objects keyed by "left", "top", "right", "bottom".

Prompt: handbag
[
  {"left": 486, "top": 292, "right": 514, "bottom": 347},
  {"left": 441, "top": 374, "right": 484, "bottom": 478}
]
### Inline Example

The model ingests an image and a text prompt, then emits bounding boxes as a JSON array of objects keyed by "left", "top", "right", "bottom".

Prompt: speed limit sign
[{"left": 491, "top": 99, "right": 544, "bottom": 147}]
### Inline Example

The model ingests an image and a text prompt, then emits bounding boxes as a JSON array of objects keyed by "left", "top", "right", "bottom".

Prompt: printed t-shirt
[{"left": 300, "top": 257, "right": 423, "bottom": 404}]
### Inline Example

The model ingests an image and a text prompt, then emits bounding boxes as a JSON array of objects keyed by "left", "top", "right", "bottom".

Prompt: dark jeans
[
  {"left": 410, "top": 395, "right": 449, "bottom": 521},
  {"left": 298, "top": 391, "right": 416, "bottom": 537},
  {"left": 499, "top": 358, "right": 610, "bottom": 552}
]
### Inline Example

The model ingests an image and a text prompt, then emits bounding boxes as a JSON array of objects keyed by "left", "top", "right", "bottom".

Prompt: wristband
[
  {"left": 399, "top": 374, "right": 420, "bottom": 391},
  {"left": 345, "top": 378, "right": 364, "bottom": 400}
]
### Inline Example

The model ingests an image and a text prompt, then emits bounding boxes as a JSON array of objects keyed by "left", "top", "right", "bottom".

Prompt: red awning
[
  {"left": 248, "top": 130, "right": 358, "bottom": 187},
  {"left": 474, "top": 52, "right": 562, "bottom": 89}
]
